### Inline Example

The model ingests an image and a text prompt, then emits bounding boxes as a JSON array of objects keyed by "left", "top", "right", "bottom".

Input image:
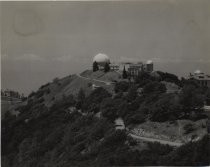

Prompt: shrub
[
  {"left": 35, "top": 90, "right": 45, "bottom": 98},
  {"left": 103, "top": 130, "right": 127, "bottom": 147},
  {"left": 126, "top": 85, "right": 138, "bottom": 102},
  {"left": 87, "top": 82, "right": 92, "bottom": 87},
  {"left": 50, "top": 94, "right": 76, "bottom": 111},
  {"left": 28, "top": 91, "right": 35, "bottom": 98},
  {"left": 53, "top": 77, "right": 59, "bottom": 83},
  {"left": 104, "top": 62, "right": 110, "bottom": 72},
  {"left": 124, "top": 113, "right": 146, "bottom": 125},
  {"left": 157, "top": 71, "right": 181, "bottom": 86},
  {"left": 100, "top": 98, "right": 123, "bottom": 122},
  {"left": 39, "top": 83, "right": 50, "bottom": 89},
  {"left": 114, "top": 81, "right": 129, "bottom": 93},
  {"left": 159, "top": 135, "right": 210, "bottom": 166},
  {"left": 82, "top": 87, "right": 111, "bottom": 113},
  {"left": 183, "top": 123, "right": 194, "bottom": 134},
  {"left": 179, "top": 84, "right": 204, "bottom": 116},
  {"left": 46, "top": 88, "right": 50, "bottom": 94},
  {"left": 147, "top": 142, "right": 173, "bottom": 156},
  {"left": 37, "top": 97, "right": 45, "bottom": 103},
  {"left": 143, "top": 81, "right": 166, "bottom": 94}
]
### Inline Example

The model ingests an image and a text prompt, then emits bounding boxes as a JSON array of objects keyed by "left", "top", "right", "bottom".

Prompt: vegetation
[
  {"left": 122, "top": 66, "right": 128, "bottom": 79},
  {"left": 143, "top": 81, "right": 166, "bottom": 94},
  {"left": 1, "top": 89, "right": 25, "bottom": 99},
  {"left": 2, "top": 70, "right": 210, "bottom": 166},
  {"left": 114, "top": 81, "right": 129, "bottom": 93},
  {"left": 76, "top": 88, "right": 86, "bottom": 109},
  {"left": 93, "top": 61, "right": 99, "bottom": 72},
  {"left": 159, "top": 135, "right": 210, "bottom": 166},
  {"left": 82, "top": 87, "right": 111, "bottom": 113},
  {"left": 104, "top": 62, "right": 110, "bottom": 72},
  {"left": 101, "top": 98, "right": 126, "bottom": 122},
  {"left": 157, "top": 71, "right": 182, "bottom": 86},
  {"left": 183, "top": 123, "right": 195, "bottom": 134}
]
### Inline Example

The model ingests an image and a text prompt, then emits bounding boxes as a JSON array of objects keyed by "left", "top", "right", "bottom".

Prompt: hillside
[
  {"left": 26, "top": 70, "right": 121, "bottom": 109},
  {"left": 81, "top": 70, "right": 122, "bottom": 82},
  {"left": 2, "top": 70, "right": 210, "bottom": 166},
  {"left": 1, "top": 96, "right": 24, "bottom": 119}
]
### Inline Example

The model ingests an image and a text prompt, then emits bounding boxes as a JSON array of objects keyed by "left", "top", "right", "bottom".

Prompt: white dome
[
  {"left": 93, "top": 53, "right": 110, "bottom": 65},
  {"left": 146, "top": 60, "right": 153, "bottom": 64},
  {"left": 194, "top": 70, "right": 201, "bottom": 74}
]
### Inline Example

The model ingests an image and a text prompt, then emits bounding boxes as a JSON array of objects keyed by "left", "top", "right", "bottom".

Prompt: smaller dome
[
  {"left": 194, "top": 70, "right": 201, "bottom": 74},
  {"left": 146, "top": 60, "right": 153, "bottom": 64}
]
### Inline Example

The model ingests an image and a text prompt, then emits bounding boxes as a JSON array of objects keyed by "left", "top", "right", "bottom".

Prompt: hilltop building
[
  {"left": 93, "top": 53, "right": 110, "bottom": 70},
  {"left": 110, "top": 63, "right": 120, "bottom": 71},
  {"left": 126, "top": 60, "right": 153, "bottom": 77},
  {"left": 92, "top": 53, "right": 154, "bottom": 77},
  {"left": 189, "top": 70, "right": 210, "bottom": 87}
]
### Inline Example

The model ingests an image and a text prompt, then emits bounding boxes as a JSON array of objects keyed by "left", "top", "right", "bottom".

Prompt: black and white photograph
[{"left": 1, "top": 0, "right": 210, "bottom": 166}]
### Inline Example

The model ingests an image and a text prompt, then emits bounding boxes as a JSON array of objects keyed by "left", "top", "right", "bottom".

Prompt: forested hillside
[{"left": 2, "top": 71, "right": 210, "bottom": 166}]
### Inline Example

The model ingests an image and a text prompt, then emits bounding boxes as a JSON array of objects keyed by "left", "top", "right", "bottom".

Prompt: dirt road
[
  {"left": 129, "top": 133, "right": 183, "bottom": 147},
  {"left": 76, "top": 74, "right": 113, "bottom": 85}
]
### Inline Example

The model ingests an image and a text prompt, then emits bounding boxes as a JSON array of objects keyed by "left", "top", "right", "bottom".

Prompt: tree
[
  {"left": 78, "top": 88, "right": 85, "bottom": 102},
  {"left": 104, "top": 62, "right": 110, "bottom": 72},
  {"left": 122, "top": 66, "right": 128, "bottom": 79},
  {"left": 114, "top": 81, "right": 129, "bottom": 93},
  {"left": 179, "top": 84, "right": 204, "bottom": 116},
  {"left": 93, "top": 61, "right": 99, "bottom": 72},
  {"left": 126, "top": 85, "right": 138, "bottom": 102},
  {"left": 100, "top": 98, "right": 119, "bottom": 122},
  {"left": 1, "top": 90, "right": 4, "bottom": 96},
  {"left": 205, "top": 88, "right": 210, "bottom": 105},
  {"left": 159, "top": 135, "right": 210, "bottom": 166},
  {"left": 143, "top": 81, "right": 166, "bottom": 94},
  {"left": 100, "top": 98, "right": 126, "bottom": 122},
  {"left": 156, "top": 71, "right": 181, "bottom": 86},
  {"left": 82, "top": 87, "right": 111, "bottom": 113},
  {"left": 53, "top": 77, "right": 59, "bottom": 83},
  {"left": 76, "top": 88, "right": 86, "bottom": 109}
]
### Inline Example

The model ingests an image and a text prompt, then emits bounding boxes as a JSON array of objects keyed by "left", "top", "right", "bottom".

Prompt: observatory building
[
  {"left": 126, "top": 60, "right": 153, "bottom": 77},
  {"left": 145, "top": 60, "right": 153, "bottom": 72},
  {"left": 92, "top": 53, "right": 154, "bottom": 77},
  {"left": 189, "top": 70, "right": 210, "bottom": 87},
  {"left": 93, "top": 53, "right": 110, "bottom": 70}
]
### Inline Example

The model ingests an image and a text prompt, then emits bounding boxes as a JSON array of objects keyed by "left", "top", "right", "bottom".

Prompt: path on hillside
[
  {"left": 129, "top": 133, "right": 183, "bottom": 147},
  {"left": 76, "top": 74, "right": 113, "bottom": 85}
]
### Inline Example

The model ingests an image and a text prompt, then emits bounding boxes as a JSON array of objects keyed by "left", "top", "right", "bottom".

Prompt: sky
[{"left": 1, "top": 0, "right": 210, "bottom": 95}]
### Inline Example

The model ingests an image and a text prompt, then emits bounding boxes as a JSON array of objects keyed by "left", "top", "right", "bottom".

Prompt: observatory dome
[
  {"left": 194, "top": 70, "right": 202, "bottom": 74},
  {"left": 146, "top": 60, "right": 153, "bottom": 64},
  {"left": 93, "top": 53, "right": 110, "bottom": 65}
]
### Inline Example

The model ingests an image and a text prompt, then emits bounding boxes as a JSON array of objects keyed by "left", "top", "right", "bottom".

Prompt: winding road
[
  {"left": 129, "top": 133, "right": 183, "bottom": 147},
  {"left": 76, "top": 74, "right": 114, "bottom": 85}
]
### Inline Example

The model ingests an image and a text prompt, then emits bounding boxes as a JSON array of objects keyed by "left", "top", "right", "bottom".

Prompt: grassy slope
[
  {"left": 131, "top": 119, "right": 208, "bottom": 143},
  {"left": 81, "top": 70, "right": 122, "bottom": 82},
  {"left": 32, "top": 71, "right": 120, "bottom": 108}
]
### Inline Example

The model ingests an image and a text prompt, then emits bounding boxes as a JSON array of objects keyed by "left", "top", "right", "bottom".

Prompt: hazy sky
[{"left": 1, "top": 0, "right": 210, "bottom": 95}]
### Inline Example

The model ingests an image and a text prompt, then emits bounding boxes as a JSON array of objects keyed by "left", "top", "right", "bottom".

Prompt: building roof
[
  {"left": 190, "top": 72, "right": 210, "bottom": 81},
  {"left": 194, "top": 70, "right": 202, "bottom": 74}
]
